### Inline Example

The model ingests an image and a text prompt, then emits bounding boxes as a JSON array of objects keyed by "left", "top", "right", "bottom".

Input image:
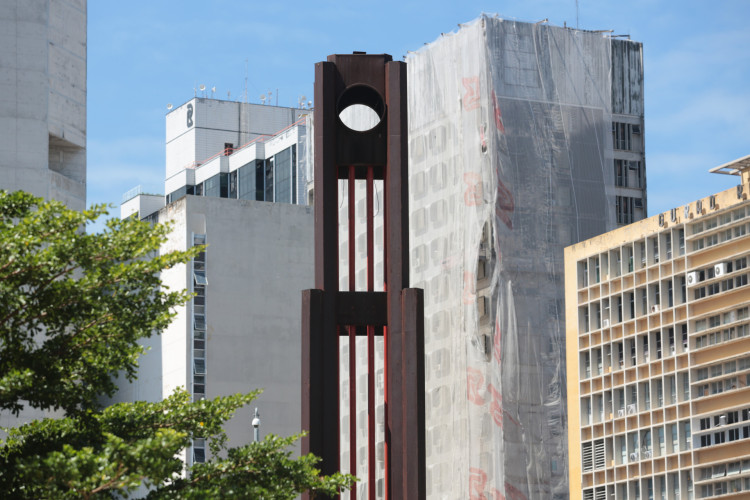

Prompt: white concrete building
[
  {"left": 0, "top": 0, "right": 86, "bottom": 210},
  {"left": 113, "top": 195, "right": 313, "bottom": 465},
  {"left": 117, "top": 100, "right": 313, "bottom": 464},
  {"left": 163, "top": 98, "right": 309, "bottom": 206},
  {"left": 0, "top": 0, "right": 86, "bottom": 432}
]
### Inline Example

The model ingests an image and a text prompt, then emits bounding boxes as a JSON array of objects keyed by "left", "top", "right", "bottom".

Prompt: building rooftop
[{"left": 709, "top": 154, "right": 750, "bottom": 176}]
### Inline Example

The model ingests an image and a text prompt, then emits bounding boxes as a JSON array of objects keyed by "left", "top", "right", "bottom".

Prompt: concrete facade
[
  {"left": 565, "top": 159, "right": 750, "bottom": 499},
  {"left": 111, "top": 195, "right": 313, "bottom": 463},
  {"left": 0, "top": 0, "right": 86, "bottom": 210}
]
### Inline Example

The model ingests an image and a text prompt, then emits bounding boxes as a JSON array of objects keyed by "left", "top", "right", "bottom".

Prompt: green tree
[{"left": 0, "top": 191, "right": 353, "bottom": 499}]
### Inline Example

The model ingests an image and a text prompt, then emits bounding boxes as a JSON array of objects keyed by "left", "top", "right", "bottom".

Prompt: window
[
  {"left": 714, "top": 431, "right": 726, "bottom": 445},
  {"left": 615, "top": 159, "right": 628, "bottom": 187},
  {"left": 229, "top": 170, "right": 237, "bottom": 198},
  {"left": 616, "top": 196, "right": 636, "bottom": 225},
  {"left": 193, "top": 315, "right": 206, "bottom": 331},
  {"left": 612, "top": 122, "right": 633, "bottom": 150},
  {"left": 255, "top": 160, "right": 265, "bottom": 201},
  {"left": 273, "top": 147, "right": 293, "bottom": 204},
  {"left": 193, "top": 438, "right": 206, "bottom": 463},
  {"left": 265, "top": 157, "right": 274, "bottom": 201},
  {"left": 194, "top": 270, "right": 208, "bottom": 286},
  {"left": 203, "top": 173, "right": 228, "bottom": 198},
  {"left": 193, "top": 358, "right": 206, "bottom": 375}
]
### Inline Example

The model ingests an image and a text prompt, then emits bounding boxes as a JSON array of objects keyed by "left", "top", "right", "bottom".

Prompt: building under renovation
[
  {"left": 406, "top": 16, "right": 646, "bottom": 500},
  {"left": 407, "top": 16, "right": 646, "bottom": 499},
  {"left": 326, "top": 16, "right": 647, "bottom": 499}
]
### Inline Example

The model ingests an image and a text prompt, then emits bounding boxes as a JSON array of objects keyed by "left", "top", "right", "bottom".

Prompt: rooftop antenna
[
  {"left": 199, "top": 84, "right": 206, "bottom": 98},
  {"left": 260, "top": 94, "right": 266, "bottom": 105},
  {"left": 276, "top": 88, "right": 278, "bottom": 106},
  {"left": 576, "top": 0, "right": 579, "bottom": 29},
  {"left": 298, "top": 95, "right": 307, "bottom": 108},
  {"left": 211, "top": 86, "right": 216, "bottom": 98},
  {"left": 267, "top": 90, "right": 273, "bottom": 106}
]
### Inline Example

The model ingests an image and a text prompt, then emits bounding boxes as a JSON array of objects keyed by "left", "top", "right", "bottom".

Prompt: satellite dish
[
  {"left": 166, "top": 103, "right": 173, "bottom": 110},
  {"left": 307, "top": 101, "right": 312, "bottom": 107},
  {"left": 211, "top": 86, "right": 216, "bottom": 93},
  {"left": 199, "top": 84, "right": 206, "bottom": 91}
]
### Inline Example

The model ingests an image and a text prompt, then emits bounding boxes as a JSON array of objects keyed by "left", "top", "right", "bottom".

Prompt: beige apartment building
[{"left": 565, "top": 156, "right": 750, "bottom": 500}]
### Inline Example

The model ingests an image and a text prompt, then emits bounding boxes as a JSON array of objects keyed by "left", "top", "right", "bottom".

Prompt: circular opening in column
[{"left": 337, "top": 84, "right": 385, "bottom": 132}]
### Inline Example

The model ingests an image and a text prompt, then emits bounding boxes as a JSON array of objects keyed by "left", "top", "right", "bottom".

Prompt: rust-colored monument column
[{"left": 301, "top": 53, "right": 425, "bottom": 500}]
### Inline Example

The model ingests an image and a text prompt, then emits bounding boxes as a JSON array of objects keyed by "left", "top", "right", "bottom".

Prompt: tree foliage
[{"left": 0, "top": 191, "right": 353, "bottom": 498}]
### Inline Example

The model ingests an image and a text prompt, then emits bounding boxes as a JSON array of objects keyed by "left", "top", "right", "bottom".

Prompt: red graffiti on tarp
[
  {"left": 464, "top": 173, "right": 483, "bottom": 206},
  {"left": 463, "top": 271, "right": 476, "bottom": 304},
  {"left": 492, "top": 489, "right": 506, "bottom": 500},
  {"left": 488, "top": 384, "right": 503, "bottom": 428},
  {"left": 462, "top": 77, "right": 481, "bottom": 111},
  {"left": 469, "top": 467, "right": 488, "bottom": 500},
  {"left": 496, "top": 178, "right": 514, "bottom": 230},
  {"left": 492, "top": 90, "right": 505, "bottom": 134},
  {"left": 467, "top": 367, "right": 486, "bottom": 405},
  {"left": 504, "top": 481, "right": 528, "bottom": 500}
]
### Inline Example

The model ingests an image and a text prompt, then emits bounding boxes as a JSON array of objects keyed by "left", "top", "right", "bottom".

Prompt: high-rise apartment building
[
  {"left": 329, "top": 16, "right": 646, "bottom": 499},
  {"left": 115, "top": 100, "right": 312, "bottom": 465},
  {"left": 565, "top": 158, "right": 750, "bottom": 500},
  {"left": 0, "top": 0, "right": 86, "bottom": 210}
]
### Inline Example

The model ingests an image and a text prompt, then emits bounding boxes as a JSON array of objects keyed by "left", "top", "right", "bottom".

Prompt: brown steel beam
[
  {"left": 336, "top": 292, "right": 388, "bottom": 326},
  {"left": 300, "top": 290, "right": 339, "bottom": 480},
  {"left": 401, "top": 288, "right": 426, "bottom": 499},
  {"left": 384, "top": 60, "right": 410, "bottom": 500}
]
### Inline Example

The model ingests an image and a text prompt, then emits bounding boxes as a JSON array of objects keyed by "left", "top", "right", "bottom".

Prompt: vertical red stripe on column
[
  {"left": 347, "top": 167, "right": 357, "bottom": 499},
  {"left": 366, "top": 166, "right": 375, "bottom": 499}
]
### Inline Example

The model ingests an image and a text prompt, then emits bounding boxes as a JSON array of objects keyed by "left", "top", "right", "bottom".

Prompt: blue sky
[{"left": 87, "top": 0, "right": 750, "bottom": 219}]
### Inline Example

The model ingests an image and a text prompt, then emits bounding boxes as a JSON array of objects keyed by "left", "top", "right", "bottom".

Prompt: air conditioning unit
[
  {"left": 602, "top": 319, "right": 610, "bottom": 328},
  {"left": 618, "top": 409, "right": 625, "bottom": 417},
  {"left": 686, "top": 271, "right": 700, "bottom": 286},
  {"left": 718, "top": 415, "right": 727, "bottom": 426},
  {"left": 630, "top": 452, "right": 639, "bottom": 462},
  {"left": 651, "top": 304, "right": 660, "bottom": 313},
  {"left": 627, "top": 404, "right": 637, "bottom": 414},
  {"left": 714, "top": 263, "right": 727, "bottom": 277}
]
